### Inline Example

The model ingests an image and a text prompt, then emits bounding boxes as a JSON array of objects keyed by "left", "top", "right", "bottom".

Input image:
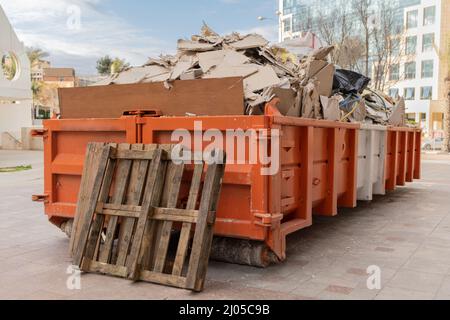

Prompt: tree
[
  {"left": 26, "top": 47, "right": 49, "bottom": 67},
  {"left": 111, "top": 58, "right": 130, "bottom": 74},
  {"left": 31, "top": 80, "right": 42, "bottom": 100},
  {"left": 370, "top": 0, "right": 408, "bottom": 92},
  {"left": 96, "top": 55, "right": 113, "bottom": 75},
  {"left": 353, "top": 0, "right": 372, "bottom": 77},
  {"left": 316, "top": 7, "right": 365, "bottom": 70},
  {"left": 96, "top": 56, "right": 129, "bottom": 75}
]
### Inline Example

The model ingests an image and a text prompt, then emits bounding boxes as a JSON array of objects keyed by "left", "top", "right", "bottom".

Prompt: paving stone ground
[{"left": 1, "top": 150, "right": 450, "bottom": 300}]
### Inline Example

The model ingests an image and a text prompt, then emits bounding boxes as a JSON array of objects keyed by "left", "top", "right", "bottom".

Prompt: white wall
[
  {"left": 0, "top": 5, "right": 33, "bottom": 144},
  {"left": 0, "top": 101, "right": 33, "bottom": 139}
]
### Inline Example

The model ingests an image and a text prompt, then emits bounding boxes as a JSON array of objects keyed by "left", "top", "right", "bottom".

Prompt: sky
[{"left": 0, "top": 0, "right": 279, "bottom": 75}]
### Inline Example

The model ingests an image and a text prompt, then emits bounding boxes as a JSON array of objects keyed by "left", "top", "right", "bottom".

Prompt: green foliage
[
  {"left": 96, "top": 55, "right": 113, "bottom": 75},
  {"left": 26, "top": 47, "right": 49, "bottom": 66},
  {"left": 0, "top": 165, "right": 32, "bottom": 173},
  {"left": 96, "top": 55, "right": 130, "bottom": 75}
]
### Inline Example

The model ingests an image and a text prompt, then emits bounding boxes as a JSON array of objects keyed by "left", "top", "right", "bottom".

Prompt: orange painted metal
[
  {"left": 385, "top": 127, "right": 421, "bottom": 191},
  {"left": 41, "top": 117, "right": 136, "bottom": 227},
  {"left": 39, "top": 110, "right": 420, "bottom": 261}
]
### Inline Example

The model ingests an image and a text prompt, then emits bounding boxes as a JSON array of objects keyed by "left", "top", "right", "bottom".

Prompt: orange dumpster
[{"left": 37, "top": 105, "right": 361, "bottom": 264}]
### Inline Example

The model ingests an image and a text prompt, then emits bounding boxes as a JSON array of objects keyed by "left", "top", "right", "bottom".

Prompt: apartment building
[
  {"left": 278, "top": 0, "right": 450, "bottom": 137},
  {"left": 388, "top": 0, "right": 449, "bottom": 137}
]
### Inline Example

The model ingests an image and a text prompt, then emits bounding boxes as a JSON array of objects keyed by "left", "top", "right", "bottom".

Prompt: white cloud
[
  {"left": 235, "top": 24, "right": 279, "bottom": 43},
  {"left": 0, "top": 0, "right": 173, "bottom": 74}
]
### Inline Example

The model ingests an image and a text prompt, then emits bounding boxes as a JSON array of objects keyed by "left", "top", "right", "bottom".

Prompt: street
[{"left": 1, "top": 150, "right": 450, "bottom": 300}]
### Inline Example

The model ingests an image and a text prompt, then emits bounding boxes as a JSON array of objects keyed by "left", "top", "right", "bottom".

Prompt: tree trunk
[
  {"left": 365, "top": 25, "right": 370, "bottom": 76},
  {"left": 444, "top": 80, "right": 450, "bottom": 153}
]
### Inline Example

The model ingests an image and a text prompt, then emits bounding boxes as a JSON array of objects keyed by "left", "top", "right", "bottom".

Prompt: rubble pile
[{"left": 97, "top": 23, "right": 408, "bottom": 127}]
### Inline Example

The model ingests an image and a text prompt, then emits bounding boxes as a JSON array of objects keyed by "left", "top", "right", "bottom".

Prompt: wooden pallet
[{"left": 71, "top": 143, "right": 226, "bottom": 291}]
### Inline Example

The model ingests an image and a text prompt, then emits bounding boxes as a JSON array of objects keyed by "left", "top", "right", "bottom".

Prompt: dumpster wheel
[{"left": 210, "top": 237, "right": 280, "bottom": 268}]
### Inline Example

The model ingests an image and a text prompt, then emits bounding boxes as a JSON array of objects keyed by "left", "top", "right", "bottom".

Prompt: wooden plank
[
  {"left": 152, "top": 209, "right": 200, "bottom": 224},
  {"left": 172, "top": 163, "right": 204, "bottom": 276},
  {"left": 140, "top": 270, "right": 187, "bottom": 289},
  {"left": 59, "top": 78, "right": 245, "bottom": 119},
  {"left": 126, "top": 148, "right": 166, "bottom": 280},
  {"left": 113, "top": 149, "right": 167, "bottom": 161},
  {"left": 102, "top": 209, "right": 140, "bottom": 219},
  {"left": 86, "top": 259, "right": 128, "bottom": 278},
  {"left": 69, "top": 143, "right": 105, "bottom": 256},
  {"left": 102, "top": 203, "right": 142, "bottom": 213},
  {"left": 101, "top": 208, "right": 202, "bottom": 225},
  {"left": 153, "top": 163, "right": 185, "bottom": 273},
  {"left": 99, "top": 144, "right": 133, "bottom": 264},
  {"left": 73, "top": 144, "right": 114, "bottom": 267},
  {"left": 81, "top": 144, "right": 119, "bottom": 270},
  {"left": 186, "top": 150, "right": 226, "bottom": 292}
]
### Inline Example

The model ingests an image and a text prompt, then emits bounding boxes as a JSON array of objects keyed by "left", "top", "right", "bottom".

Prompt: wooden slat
[
  {"left": 172, "top": 163, "right": 204, "bottom": 276},
  {"left": 86, "top": 259, "right": 128, "bottom": 278},
  {"left": 113, "top": 149, "right": 167, "bottom": 161},
  {"left": 102, "top": 203, "right": 142, "bottom": 213},
  {"left": 81, "top": 144, "right": 119, "bottom": 269},
  {"left": 126, "top": 148, "right": 166, "bottom": 280},
  {"left": 100, "top": 208, "right": 201, "bottom": 223},
  {"left": 73, "top": 144, "right": 114, "bottom": 267},
  {"left": 153, "top": 163, "right": 185, "bottom": 273},
  {"left": 99, "top": 144, "right": 133, "bottom": 264},
  {"left": 70, "top": 143, "right": 105, "bottom": 255},
  {"left": 102, "top": 209, "right": 140, "bottom": 219},
  {"left": 186, "top": 150, "right": 226, "bottom": 291},
  {"left": 139, "top": 270, "right": 187, "bottom": 288}
]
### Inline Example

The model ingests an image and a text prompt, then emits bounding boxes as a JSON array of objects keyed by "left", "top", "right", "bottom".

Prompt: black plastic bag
[{"left": 333, "top": 69, "right": 371, "bottom": 95}]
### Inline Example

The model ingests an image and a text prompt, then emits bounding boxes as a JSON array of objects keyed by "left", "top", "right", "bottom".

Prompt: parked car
[{"left": 422, "top": 137, "right": 444, "bottom": 151}]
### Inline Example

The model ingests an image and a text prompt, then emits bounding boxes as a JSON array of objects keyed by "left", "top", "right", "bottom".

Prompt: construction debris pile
[{"left": 97, "top": 23, "right": 407, "bottom": 127}]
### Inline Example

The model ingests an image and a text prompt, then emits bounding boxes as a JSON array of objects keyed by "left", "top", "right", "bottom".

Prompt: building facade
[
  {"left": 278, "top": 0, "right": 450, "bottom": 137},
  {"left": 0, "top": 5, "right": 33, "bottom": 144},
  {"left": 388, "top": 0, "right": 449, "bottom": 137}
]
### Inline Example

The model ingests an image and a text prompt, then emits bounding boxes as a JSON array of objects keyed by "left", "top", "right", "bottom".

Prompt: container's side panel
[
  {"left": 312, "top": 127, "right": 336, "bottom": 216},
  {"left": 43, "top": 119, "right": 132, "bottom": 226},
  {"left": 396, "top": 131, "right": 407, "bottom": 186},
  {"left": 337, "top": 128, "right": 358, "bottom": 208},
  {"left": 373, "top": 130, "right": 387, "bottom": 196},
  {"left": 414, "top": 131, "right": 422, "bottom": 179},
  {"left": 140, "top": 117, "right": 269, "bottom": 243},
  {"left": 386, "top": 130, "right": 398, "bottom": 191},
  {"left": 406, "top": 131, "right": 416, "bottom": 182}
]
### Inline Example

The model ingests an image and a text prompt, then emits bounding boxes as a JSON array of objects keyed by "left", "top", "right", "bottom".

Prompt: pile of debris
[
  {"left": 331, "top": 69, "right": 406, "bottom": 126},
  {"left": 97, "top": 23, "right": 407, "bottom": 127}
]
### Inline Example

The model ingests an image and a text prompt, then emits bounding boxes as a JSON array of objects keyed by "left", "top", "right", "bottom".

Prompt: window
[
  {"left": 404, "top": 87, "right": 415, "bottom": 100},
  {"left": 422, "top": 33, "right": 434, "bottom": 52},
  {"left": 406, "top": 113, "right": 416, "bottom": 121},
  {"left": 423, "top": 6, "right": 436, "bottom": 26},
  {"left": 389, "top": 88, "right": 399, "bottom": 98},
  {"left": 405, "top": 36, "right": 417, "bottom": 55},
  {"left": 406, "top": 10, "right": 418, "bottom": 29},
  {"left": 421, "top": 60, "right": 434, "bottom": 78},
  {"left": 405, "top": 62, "right": 416, "bottom": 79},
  {"left": 389, "top": 64, "right": 400, "bottom": 81},
  {"left": 421, "top": 86, "right": 433, "bottom": 100}
]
